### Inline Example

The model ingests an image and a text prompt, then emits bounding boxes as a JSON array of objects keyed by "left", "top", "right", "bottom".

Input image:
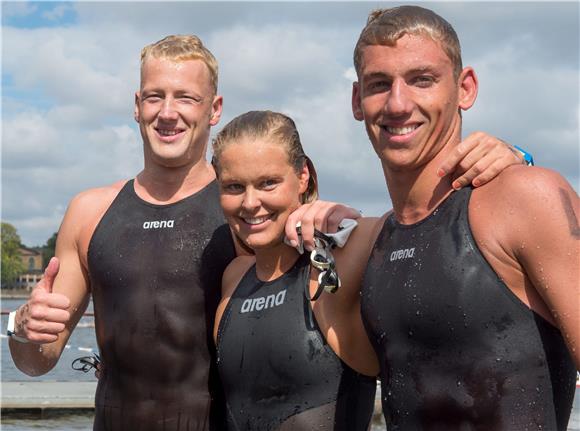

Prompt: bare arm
[
  {"left": 310, "top": 216, "right": 385, "bottom": 376},
  {"left": 8, "top": 191, "right": 103, "bottom": 375},
  {"left": 507, "top": 168, "right": 579, "bottom": 367}
]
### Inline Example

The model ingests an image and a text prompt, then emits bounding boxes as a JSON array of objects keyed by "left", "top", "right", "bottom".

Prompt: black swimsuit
[
  {"left": 217, "top": 253, "right": 376, "bottom": 431},
  {"left": 361, "top": 187, "right": 576, "bottom": 430},
  {"left": 88, "top": 180, "right": 235, "bottom": 431}
]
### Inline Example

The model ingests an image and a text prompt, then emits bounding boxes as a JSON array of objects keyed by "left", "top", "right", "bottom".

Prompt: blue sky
[{"left": 2, "top": 1, "right": 579, "bottom": 246}]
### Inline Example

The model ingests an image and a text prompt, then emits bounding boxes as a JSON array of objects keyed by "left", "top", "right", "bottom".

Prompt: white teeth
[
  {"left": 157, "top": 129, "right": 180, "bottom": 136},
  {"left": 243, "top": 215, "right": 271, "bottom": 225},
  {"left": 385, "top": 125, "right": 418, "bottom": 135}
]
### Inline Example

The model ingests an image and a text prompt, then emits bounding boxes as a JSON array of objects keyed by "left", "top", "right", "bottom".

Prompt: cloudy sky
[{"left": 2, "top": 1, "right": 579, "bottom": 247}]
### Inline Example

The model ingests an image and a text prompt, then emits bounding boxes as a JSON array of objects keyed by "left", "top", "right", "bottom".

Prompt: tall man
[
  {"left": 353, "top": 6, "right": 579, "bottom": 430},
  {"left": 8, "top": 34, "right": 523, "bottom": 430}
]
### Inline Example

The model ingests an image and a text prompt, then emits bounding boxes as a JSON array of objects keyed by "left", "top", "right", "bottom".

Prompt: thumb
[{"left": 39, "top": 257, "right": 60, "bottom": 293}]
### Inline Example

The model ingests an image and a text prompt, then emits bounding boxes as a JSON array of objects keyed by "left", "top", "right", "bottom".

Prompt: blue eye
[
  {"left": 413, "top": 76, "right": 435, "bottom": 87},
  {"left": 261, "top": 179, "right": 278, "bottom": 190},
  {"left": 223, "top": 183, "right": 244, "bottom": 193}
]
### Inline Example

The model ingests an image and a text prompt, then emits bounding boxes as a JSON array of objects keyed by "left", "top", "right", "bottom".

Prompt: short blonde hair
[
  {"left": 140, "top": 35, "right": 219, "bottom": 95},
  {"left": 212, "top": 111, "right": 318, "bottom": 204},
  {"left": 354, "top": 6, "right": 463, "bottom": 80}
]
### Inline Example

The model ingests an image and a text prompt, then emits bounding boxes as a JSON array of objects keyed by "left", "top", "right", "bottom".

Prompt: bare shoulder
[
  {"left": 222, "top": 256, "right": 256, "bottom": 297},
  {"left": 68, "top": 180, "right": 127, "bottom": 215},
  {"left": 471, "top": 165, "right": 578, "bottom": 257},
  {"left": 478, "top": 165, "right": 572, "bottom": 202},
  {"left": 347, "top": 214, "right": 388, "bottom": 249},
  {"left": 59, "top": 180, "right": 129, "bottom": 256}
]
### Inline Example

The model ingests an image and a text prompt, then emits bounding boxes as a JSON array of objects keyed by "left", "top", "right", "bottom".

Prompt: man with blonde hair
[
  {"left": 353, "top": 6, "right": 578, "bottom": 429},
  {"left": 9, "top": 34, "right": 234, "bottom": 430}
]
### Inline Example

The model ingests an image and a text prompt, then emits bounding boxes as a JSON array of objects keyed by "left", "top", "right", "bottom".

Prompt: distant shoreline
[{"left": 1, "top": 289, "right": 30, "bottom": 300}]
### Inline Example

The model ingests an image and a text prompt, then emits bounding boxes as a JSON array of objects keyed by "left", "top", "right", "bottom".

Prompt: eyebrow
[{"left": 363, "top": 65, "right": 441, "bottom": 81}]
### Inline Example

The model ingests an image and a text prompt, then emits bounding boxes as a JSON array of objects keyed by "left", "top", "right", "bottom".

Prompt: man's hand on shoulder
[{"left": 438, "top": 132, "right": 526, "bottom": 190}]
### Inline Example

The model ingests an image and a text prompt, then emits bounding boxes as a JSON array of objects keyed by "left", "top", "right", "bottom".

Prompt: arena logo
[
  {"left": 240, "top": 290, "right": 286, "bottom": 313},
  {"left": 142, "top": 219, "right": 175, "bottom": 229},
  {"left": 390, "top": 247, "right": 415, "bottom": 262}
]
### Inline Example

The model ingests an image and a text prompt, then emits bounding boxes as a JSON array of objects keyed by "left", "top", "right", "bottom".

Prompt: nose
[
  {"left": 158, "top": 98, "right": 179, "bottom": 122},
  {"left": 385, "top": 79, "right": 413, "bottom": 117},
  {"left": 242, "top": 188, "right": 261, "bottom": 212}
]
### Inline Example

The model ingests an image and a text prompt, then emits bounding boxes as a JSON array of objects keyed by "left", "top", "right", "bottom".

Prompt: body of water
[{"left": 2, "top": 298, "right": 578, "bottom": 430}]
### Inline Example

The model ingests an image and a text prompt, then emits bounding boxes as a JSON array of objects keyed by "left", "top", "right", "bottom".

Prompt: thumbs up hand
[{"left": 14, "top": 257, "right": 72, "bottom": 344}]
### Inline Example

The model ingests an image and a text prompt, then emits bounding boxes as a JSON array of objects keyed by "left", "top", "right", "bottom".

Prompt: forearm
[{"left": 9, "top": 337, "right": 63, "bottom": 376}]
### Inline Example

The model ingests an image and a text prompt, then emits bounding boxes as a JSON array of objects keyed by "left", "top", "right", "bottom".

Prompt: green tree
[
  {"left": 42, "top": 232, "right": 58, "bottom": 267},
  {"left": 1, "top": 222, "right": 25, "bottom": 288}
]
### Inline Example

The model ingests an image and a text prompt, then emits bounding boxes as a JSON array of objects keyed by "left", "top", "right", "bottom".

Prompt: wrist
[
  {"left": 7, "top": 309, "right": 29, "bottom": 343},
  {"left": 512, "top": 145, "right": 534, "bottom": 166}
]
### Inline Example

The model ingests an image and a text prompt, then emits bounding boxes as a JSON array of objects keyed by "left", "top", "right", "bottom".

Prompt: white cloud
[{"left": 2, "top": 2, "right": 578, "bottom": 246}]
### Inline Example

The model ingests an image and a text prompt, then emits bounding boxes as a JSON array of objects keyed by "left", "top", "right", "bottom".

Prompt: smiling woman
[{"left": 211, "top": 110, "right": 381, "bottom": 431}]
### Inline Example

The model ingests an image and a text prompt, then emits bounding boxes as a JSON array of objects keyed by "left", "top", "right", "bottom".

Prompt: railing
[{"left": 1, "top": 310, "right": 94, "bottom": 316}]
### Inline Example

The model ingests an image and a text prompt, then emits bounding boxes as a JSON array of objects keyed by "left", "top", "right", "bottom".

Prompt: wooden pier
[{"left": 1, "top": 381, "right": 96, "bottom": 416}]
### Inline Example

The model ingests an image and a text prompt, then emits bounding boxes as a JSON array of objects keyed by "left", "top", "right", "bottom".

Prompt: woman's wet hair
[
  {"left": 354, "top": 5, "right": 463, "bottom": 81},
  {"left": 212, "top": 110, "right": 318, "bottom": 204}
]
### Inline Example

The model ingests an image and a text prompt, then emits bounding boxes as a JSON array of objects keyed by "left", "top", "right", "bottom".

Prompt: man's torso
[
  {"left": 86, "top": 179, "right": 235, "bottom": 430},
  {"left": 361, "top": 187, "right": 576, "bottom": 430}
]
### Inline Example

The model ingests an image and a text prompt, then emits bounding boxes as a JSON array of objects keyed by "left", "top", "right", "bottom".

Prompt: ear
[
  {"left": 209, "top": 95, "right": 223, "bottom": 127},
  {"left": 352, "top": 81, "right": 364, "bottom": 121},
  {"left": 457, "top": 67, "right": 478, "bottom": 111},
  {"left": 298, "top": 161, "right": 310, "bottom": 195},
  {"left": 134, "top": 92, "right": 141, "bottom": 123}
]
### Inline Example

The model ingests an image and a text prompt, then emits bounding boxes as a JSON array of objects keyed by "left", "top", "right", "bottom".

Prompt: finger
[
  {"left": 25, "top": 332, "right": 59, "bottom": 344},
  {"left": 471, "top": 159, "right": 509, "bottom": 187},
  {"left": 41, "top": 307, "right": 71, "bottom": 324},
  {"left": 26, "top": 319, "right": 67, "bottom": 335},
  {"left": 43, "top": 293, "right": 71, "bottom": 310},
  {"left": 28, "top": 303, "right": 71, "bottom": 324},
  {"left": 451, "top": 158, "right": 489, "bottom": 190},
  {"left": 38, "top": 257, "right": 60, "bottom": 294},
  {"left": 285, "top": 205, "right": 309, "bottom": 247},
  {"left": 312, "top": 206, "right": 330, "bottom": 235},
  {"left": 437, "top": 137, "right": 480, "bottom": 177},
  {"left": 300, "top": 210, "right": 317, "bottom": 252}
]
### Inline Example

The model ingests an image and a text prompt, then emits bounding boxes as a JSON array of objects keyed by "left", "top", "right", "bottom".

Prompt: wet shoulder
[{"left": 69, "top": 180, "right": 129, "bottom": 257}]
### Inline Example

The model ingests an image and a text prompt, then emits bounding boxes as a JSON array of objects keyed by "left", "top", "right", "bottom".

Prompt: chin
[{"left": 241, "top": 233, "right": 285, "bottom": 252}]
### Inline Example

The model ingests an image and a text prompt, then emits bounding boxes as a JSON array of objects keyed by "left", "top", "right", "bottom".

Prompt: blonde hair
[
  {"left": 212, "top": 111, "right": 318, "bottom": 204},
  {"left": 354, "top": 5, "right": 462, "bottom": 80},
  {"left": 140, "top": 35, "right": 219, "bottom": 95}
]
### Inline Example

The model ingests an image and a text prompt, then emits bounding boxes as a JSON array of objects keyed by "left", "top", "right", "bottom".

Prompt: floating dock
[{"left": 1, "top": 381, "right": 96, "bottom": 415}]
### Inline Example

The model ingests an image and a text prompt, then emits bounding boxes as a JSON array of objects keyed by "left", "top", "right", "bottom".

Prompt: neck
[
  {"left": 135, "top": 159, "right": 216, "bottom": 204},
  {"left": 253, "top": 241, "right": 301, "bottom": 282},
  {"left": 385, "top": 122, "right": 462, "bottom": 225}
]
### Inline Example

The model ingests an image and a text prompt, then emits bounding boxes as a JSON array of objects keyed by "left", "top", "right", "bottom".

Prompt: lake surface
[{"left": 2, "top": 298, "right": 578, "bottom": 430}]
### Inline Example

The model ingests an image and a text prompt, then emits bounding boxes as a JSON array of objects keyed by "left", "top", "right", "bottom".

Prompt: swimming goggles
[
  {"left": 72, "top": 354, "right": 101, "bottom": 373},
  {"left": 298, "top": 228, "right": 341, "bottom": 301}
]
